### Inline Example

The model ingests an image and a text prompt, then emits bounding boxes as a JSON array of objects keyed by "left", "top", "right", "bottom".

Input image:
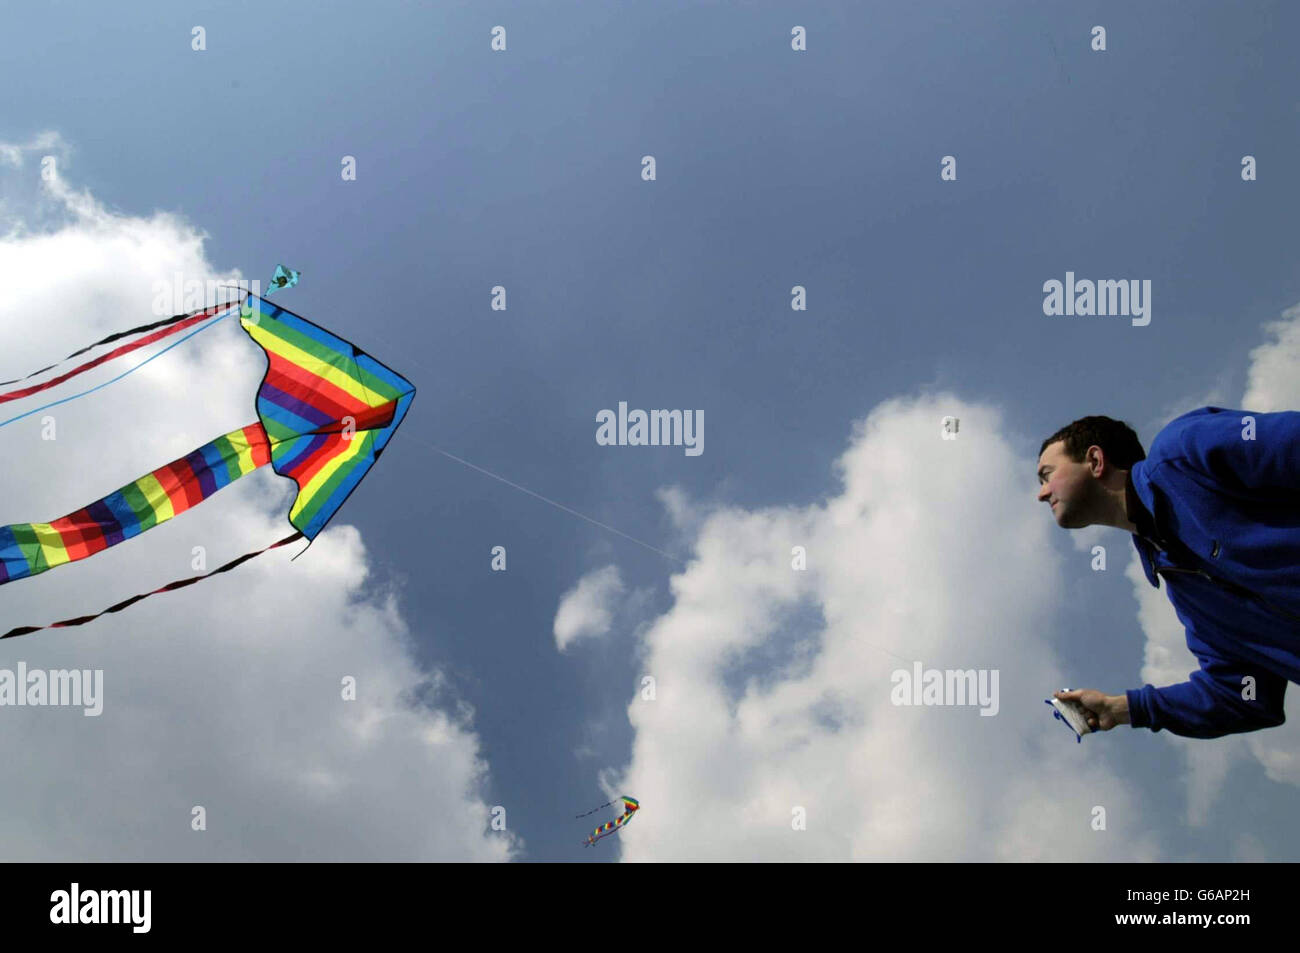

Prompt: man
[{"left": 1036, "top": 407, "right": 1300, "bottom": 738}]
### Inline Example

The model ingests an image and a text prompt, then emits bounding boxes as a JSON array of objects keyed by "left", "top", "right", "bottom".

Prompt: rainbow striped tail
[{"left": 0, "top": 423, "right": 271, "bottom": 585}]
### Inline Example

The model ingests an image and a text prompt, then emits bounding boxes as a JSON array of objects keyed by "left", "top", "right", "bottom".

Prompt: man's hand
[{"left": 1054, "top": 689, "right": 1130, "bottom": 731}]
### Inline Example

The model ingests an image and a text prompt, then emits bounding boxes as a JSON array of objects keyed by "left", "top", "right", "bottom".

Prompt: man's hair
[{"left": 1039, "top": 416, "right": 1146, "bottom": 470}]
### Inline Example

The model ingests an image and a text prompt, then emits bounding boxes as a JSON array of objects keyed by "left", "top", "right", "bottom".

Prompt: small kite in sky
[
  {"left": 577, "top": 795, "right": 639, "bottom": 847},
  {"left": 0, "top": 287, "right": 415, "bottom": 639},
  {"left": 265, "top": 263, "right": 300, "bottom": 296}
]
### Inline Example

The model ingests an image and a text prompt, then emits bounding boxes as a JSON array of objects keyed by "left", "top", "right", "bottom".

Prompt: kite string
[
  {"left": 0, "top": 308, "right": 236, "bottom": 430},
  {"left": 344, "top": 324, "right": 688, "bottom": 567},
  {"left": 411, "top": 434, "right": 685, "bottom": 566},
  {"left": 359, "top": 331, "right": 919, "bottom": 663},
  {"left": 407, "top": 435, "right": 916, "bottom": 663},
  {"left": 574, "top": 798, "right": 622, "bottom": 818},
  {"left": 410, "top": 433, "right": 913, "bottom": 663}
]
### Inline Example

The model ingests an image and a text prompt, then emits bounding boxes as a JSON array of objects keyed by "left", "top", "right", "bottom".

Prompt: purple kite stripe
[
  {"left": 86, "top": 497, "right": 126, "bottom": 548},
  {"left": 259, "top": 381, "right": 333, "bottom": 428},
  {"left": 185, "top": 446, "right": 219, "bottom": 500}
]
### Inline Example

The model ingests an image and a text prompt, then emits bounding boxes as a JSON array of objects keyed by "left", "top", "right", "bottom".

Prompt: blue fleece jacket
[{"left": 1125, "top": 406, "right": 1300, "bottom": 738}]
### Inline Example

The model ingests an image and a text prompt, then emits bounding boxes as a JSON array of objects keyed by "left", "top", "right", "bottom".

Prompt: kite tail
[
  {"left": 0, "top": 531, "right": 303, "bottom": 640},
  {"left": 0, "top": 301, "right": 240, "bottom": 405},
  {"left": 0, "top": 423, "right": 272, "bottom": 586}
]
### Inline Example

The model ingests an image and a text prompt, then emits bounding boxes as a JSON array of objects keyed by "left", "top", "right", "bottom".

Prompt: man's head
[{"left": 1037, "top": 416, "right": 1145, "bottom": 529}]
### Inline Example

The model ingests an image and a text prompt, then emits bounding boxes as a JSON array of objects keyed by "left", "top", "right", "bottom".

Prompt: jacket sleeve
[
  {"left": 1176, "top": 408, "right": 1300, "bottom": 498},
  {"left": 1126, "top": 644, "right": 1288, "bottom": 738}
]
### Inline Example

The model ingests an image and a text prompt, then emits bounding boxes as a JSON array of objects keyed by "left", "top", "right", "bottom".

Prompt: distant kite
[
  {"left": 266, "top": 263, "right": 300, "bottom": 296},
  {"left": 0, "top": 283, "right": 414, "bottom": 638},
  {"left": 577, "top": 796, "right": 639, "bottom": 847}
]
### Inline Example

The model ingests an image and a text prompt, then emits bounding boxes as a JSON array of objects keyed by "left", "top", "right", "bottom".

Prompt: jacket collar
[
  {"left": 1127, "top": 464, "right": 1163, "bottom": 588},
  {"left": 1126, "top": 467, "right": 1159, "bottom": 541}
]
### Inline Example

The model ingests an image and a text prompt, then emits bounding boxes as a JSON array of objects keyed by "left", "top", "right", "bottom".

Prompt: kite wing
[{"left": 240, "top": 295, "right": 415, "bottom": 540}]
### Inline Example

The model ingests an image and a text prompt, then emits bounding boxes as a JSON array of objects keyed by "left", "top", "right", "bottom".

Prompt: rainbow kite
[
  {"left": 0, "top": 291, "right": 415, "bottom": 638},
  {"left": 579, "top": 796, "right": 640, "bottom": 847}
]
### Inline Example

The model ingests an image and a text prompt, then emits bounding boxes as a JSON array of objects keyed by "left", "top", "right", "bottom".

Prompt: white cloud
[
  {"left": 554, "top": 565, "right": 625, "bottom": 651},
  {"left": 1067, "top": 523, "right": 1110, "bottom": 555},
  {"left": 1243, "top": 302, "right": 1300, "bottom": 412},
  {"left": 610, "top": 395, "right": 1162, "bottom": 861},
  {"left": 0, "top": 147, "right": 514, "bottom": 860},
  {"left": 1140, "top": 368, "right": 1235, "bottom": 443},
  {"left": 0, "top": 131, "right": 67, "bottom": 168}
]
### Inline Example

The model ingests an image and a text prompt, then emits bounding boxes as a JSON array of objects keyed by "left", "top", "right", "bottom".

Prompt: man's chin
[{"left": 1052, "top": 505, "right": 1078, "bottom": 528}]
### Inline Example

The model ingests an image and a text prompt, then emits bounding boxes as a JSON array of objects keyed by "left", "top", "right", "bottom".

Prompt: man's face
[{"left": 1036, "top": 441, "right": 1098, "bottom": 529}]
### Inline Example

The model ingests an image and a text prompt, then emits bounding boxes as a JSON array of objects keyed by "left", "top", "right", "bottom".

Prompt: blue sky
[{"left": 1, "top": 0, "right": 1298, "bottom": 861}]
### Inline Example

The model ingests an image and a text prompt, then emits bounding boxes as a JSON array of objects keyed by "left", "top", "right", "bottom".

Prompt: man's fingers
[
  {"left": 1057, "top": 689, "right": 1085, "bottom": 701},
  {"left": 1056, "top": 688, "right": 1116, "bottom": 730}
]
